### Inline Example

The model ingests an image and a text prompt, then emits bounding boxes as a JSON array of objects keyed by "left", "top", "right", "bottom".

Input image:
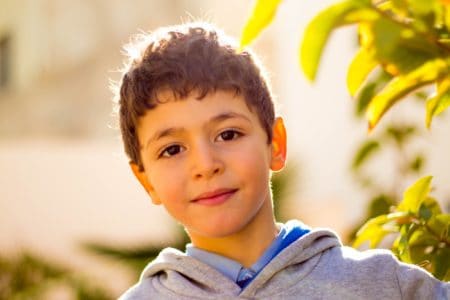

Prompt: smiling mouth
[{"left": 192, "top": 188, "right": 238, "bottom": 206}]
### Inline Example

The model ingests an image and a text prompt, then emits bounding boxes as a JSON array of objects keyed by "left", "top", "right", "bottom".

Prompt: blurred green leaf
[
  {"left": 422, "top": 196, "right": 443, "bottom": 215},
  {"left": 409, "top": 228, "right": 438, "bottom": 246},
  {"left": 368, "top": 194, "right": 394, "bottom": 218},
  {"left": 300, "top": 0, "right": 372, "bottom": 81},
  {"left": 353, "top": 212, "right": 407, "bottom": 248},
  {"left": 445, "top": 4, "right": 450, "bottom": 31},
  {"left": 366, "top": 59, "right": 449, "bottom": 130},
  {"left": 0, "top": 252, "right": 112, "bottom": 300},
  {"left": 426, "top": 78, "right": 450, "bottom": 128},
  {"left": 368, "top": 17, "right": 443, "bottom": 75},
  {"left": 347, "top": 48, "right": 378, "bottom": 95},
  {"left": 434, "top": 247, "right": 450, "bottom": 281},
  {"left": 355, "top": 70, "right": 392, "bottom": 117},
  {"left": 83, "top": 230, "right": 190, "bottom": 275},
  {"left": 272, "top": 164, "right": 298, "bottom": 222},
  {"left": 409, "top": 154, "right": 425, "bottom": 173},
  {"left": 352, "top": 140, "right": 380, "bottom": 170},
  {"left": 240, "top": 0, "right": 283, "bottom": 48},
  {"left": 428, "top": 214, "right": 450, "bottom": 241},
  {"left": 397, "top": 175, "right": 433, "bottom": 214},
  {"left": 356, "top": 82, "right": 377, "bottom": 116},
  {"left": 384, "top": 124, "right": 417, "bottom": 146}
]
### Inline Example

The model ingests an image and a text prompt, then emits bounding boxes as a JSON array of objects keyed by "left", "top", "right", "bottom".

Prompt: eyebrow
[{"left": 144, "top": 111, "right": 251, "bottom": 149}]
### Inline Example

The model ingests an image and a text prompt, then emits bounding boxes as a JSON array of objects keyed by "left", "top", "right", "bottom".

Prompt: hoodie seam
[
  {"left": 394, "top": 263, "right": 404, "bottom": 300},
  {"left": 250, "top": 251, "right": 325, "bottom": 298}
]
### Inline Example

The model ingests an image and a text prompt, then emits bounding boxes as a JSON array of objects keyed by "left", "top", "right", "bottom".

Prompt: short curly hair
[{"left": 115, "top": 22, "right": 275, "bottom": 171}]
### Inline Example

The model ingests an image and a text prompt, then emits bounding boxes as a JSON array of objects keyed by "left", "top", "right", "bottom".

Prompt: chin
[{"left": 189, "top": 217, "right": 252, "bottom": 239}]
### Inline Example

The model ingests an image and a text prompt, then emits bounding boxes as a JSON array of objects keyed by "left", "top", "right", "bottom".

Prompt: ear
[
  {"left": 129, "top": 162, "right": 162, "bottom": 205},
  {"left": 270, "top": 117, "right": 287, "bottom": 171}
]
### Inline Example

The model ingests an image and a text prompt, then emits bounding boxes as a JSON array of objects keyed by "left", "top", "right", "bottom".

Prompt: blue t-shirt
[{"left": 186, "top": 220, "right": 310, "bottom": 288}]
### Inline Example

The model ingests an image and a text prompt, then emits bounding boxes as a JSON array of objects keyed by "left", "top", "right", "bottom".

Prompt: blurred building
[
  {"left": 0, "top": 0, "right": 273, "bottom": 296},
  {"left": 0, "top": 0, "right": 193, "bottom": 137}
]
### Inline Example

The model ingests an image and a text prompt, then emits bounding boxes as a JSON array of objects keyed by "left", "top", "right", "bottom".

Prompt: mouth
[{"left": 192, "top": 188, "right": 238, "bottom": 206}]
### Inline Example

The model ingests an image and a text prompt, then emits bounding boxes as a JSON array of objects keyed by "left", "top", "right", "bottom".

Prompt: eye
[
  {"left": 217, "top": 129, "right": 242, "bottom": 142},
  {"left": 159, "top": 144, "right": 184, "bottom": 158}
]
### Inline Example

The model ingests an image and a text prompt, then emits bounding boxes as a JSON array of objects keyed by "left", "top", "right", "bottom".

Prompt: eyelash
[
  {"left": 158, "top": 144, "right": 183, "bottom": 158},
  {"left": 217, "top": 129, "right": 243, "bottom": 142},
  {"left": 157, "top": 129, "right": 243, "bottom": 159}
]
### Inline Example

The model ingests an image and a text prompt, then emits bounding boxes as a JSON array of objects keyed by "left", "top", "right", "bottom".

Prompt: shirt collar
[
  {"left": 185, "top": 220, "right": 310, "bottom": 283},
  {"left": 186, "top": 244, "right": 243, "bottom": 282}
]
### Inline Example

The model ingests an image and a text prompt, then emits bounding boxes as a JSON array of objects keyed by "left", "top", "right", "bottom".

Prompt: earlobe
[
  {"left": 270, "top": 117, "right": 287, "bottom": 171},
  {"left": 129, "top": 162, "right": 162, "bottom": 205}
]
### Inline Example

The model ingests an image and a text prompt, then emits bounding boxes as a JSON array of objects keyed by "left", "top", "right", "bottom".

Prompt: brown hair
[{"left": 116, "top": 22, "right": 275, "bottom": 171}]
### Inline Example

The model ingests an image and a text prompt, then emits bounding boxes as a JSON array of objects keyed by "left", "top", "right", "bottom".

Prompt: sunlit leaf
[
  {"left": 353, "top": 212, "right": 407, "bottom": 248},
  {"left": 408, "top": 0, "right": 439, "bottom": 18},
  {"left": 355, "top": 70, "right": 391, "bottom": 117},
  {"left": 426, "top": 78, "right": 450, "bottom": 128},
  {"left": 351, "top": 140, "right": 380, "bottom": 170},
  {"left": 341, "top": 7, "right": 379, "bottom": 24},
  {"left": 434, "top": 247, "right": 450, "bottom": 281},
  {"left": 397, "top": 176, "right": 433, "bottom": 214},
  {"left": 428, "top": 214, "right": 450, "bottom": 241},
  {"left": 445, "top": 4, "right": 450, "bottom": 31},
  {"left": 240, "top": 0, "right": 283, "bottom": 48},
  {"left": 366, "top": 59, "right": 449, "bottom": 130},
  {"left": 397, "top": 232, "right": 412, "bottom": 262},
  {"left": 347, "top": 48, "right": 378, "bottom": 95},
  {"left": 409, "top": 228, "right": 438, "bottom": 246},
  {"left": 366, "top": 17, "right": 443, "bottom": 76},
  {"left": 300, "top": 0, "right": 372, "bottom": 81},
  {"left": 422, "top": 197, "right": 442, "bottom": 215},
  {"left": 353, "top": 220, "right": 390, "bottom": 248},
  {"left": 356, "top": 82, "right": 377, "bottom": 116}
]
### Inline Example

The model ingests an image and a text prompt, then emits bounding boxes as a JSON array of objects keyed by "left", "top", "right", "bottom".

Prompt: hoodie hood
[
  {"left": 136, "top": 228, "right": 341, "bottom": 298},
  {"left": 120, "top": 224, "right": 448, "bottom": 299}
]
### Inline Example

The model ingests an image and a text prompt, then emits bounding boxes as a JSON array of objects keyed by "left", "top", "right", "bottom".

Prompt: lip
[{"left": 192, "top": 188, "right": 238, "bottom": 206}]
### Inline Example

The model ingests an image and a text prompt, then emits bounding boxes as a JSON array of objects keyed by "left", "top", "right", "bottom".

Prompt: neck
[{"left": 188, "top": 197, "right": 278, "bottom": 268}]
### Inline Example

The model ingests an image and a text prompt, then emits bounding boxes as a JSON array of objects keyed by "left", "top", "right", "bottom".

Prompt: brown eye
[
  {"left": 160, "top": 145, "right": 182, "bottom": 158},
  {"left": 219, "top": 130, "right": 241, "bottom": 141}
]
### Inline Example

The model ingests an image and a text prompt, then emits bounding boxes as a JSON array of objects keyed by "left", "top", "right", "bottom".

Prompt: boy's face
[{"left": 130, "top": 90, "right": 286, "bottom": 241}]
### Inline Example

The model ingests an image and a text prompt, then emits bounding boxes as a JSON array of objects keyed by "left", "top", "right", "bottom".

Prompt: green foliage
[
  {"left": 366, "top": 58, "right": 449, "bottom": 130},
  {"left": 0, "top": 252, "right": 112, "bottom": 299},
  {"left": 298, "top": 0, "right": 450, "bottom": 130},
  {"left": 83, "top": 228, "right": 190, "bottom": 277},
  {"left": 426, "top": 77, "right": 450, "bottom": 128},
  {"left": 351, "top": 139, "right": 380, "bottom": 170},
  {"left": 272, "top": 164, "right": 299, "bottom": 222},
  {"left": 353, "top": 176, "right": 450, "bottom": 281},
  {"left": 240, "top": 0, "right": 283, "bottom": 48},
  {"left": 241, "top": 2, "right": 447, "bottom": 162},
  {"left": 241, "top": 0, "right": 450, "bottom": 281},
  {"left": 300, "top": 0, "right": 373, "bottom": 81}
]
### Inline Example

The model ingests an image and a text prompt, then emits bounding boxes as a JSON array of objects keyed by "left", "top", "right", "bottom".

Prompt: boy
[{"left": 116, "top": 22, "right": 449, "bottom": 299}]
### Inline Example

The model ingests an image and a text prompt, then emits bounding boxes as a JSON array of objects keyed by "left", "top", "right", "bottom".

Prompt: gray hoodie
[{"left": 119, "top": 228, "right": 449, "bottom": 299}]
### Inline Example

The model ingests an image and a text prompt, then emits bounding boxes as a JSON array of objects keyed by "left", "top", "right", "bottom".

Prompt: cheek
[
  {"left": 232, "top": 143, "right": 271, "bottom": 185},
  {"left": 149, "top": 165, "right": 186, "bottom": 200}
]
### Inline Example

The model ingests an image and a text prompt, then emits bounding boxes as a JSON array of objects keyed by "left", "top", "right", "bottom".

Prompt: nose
[{"left": 191, "top": 140, "right": 224, "bottom": 180}]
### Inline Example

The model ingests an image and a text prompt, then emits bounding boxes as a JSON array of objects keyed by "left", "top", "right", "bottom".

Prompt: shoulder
[
  {"left": 118, "top": 277, "right": 154, "bottom": 300},
  {"left": 118, "top": 247, "right": 188, "bottom": 300},
  {"left": 317, "top": 245, "right": 449, "bottom": 299},
  {"left": 315, "top": 246, "right": 400, "bottom": 282}
]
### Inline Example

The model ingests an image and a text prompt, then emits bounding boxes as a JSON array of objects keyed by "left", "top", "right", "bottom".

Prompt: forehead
[{"left": 136, "top": 90, "right": 259, "bottom": 143}]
